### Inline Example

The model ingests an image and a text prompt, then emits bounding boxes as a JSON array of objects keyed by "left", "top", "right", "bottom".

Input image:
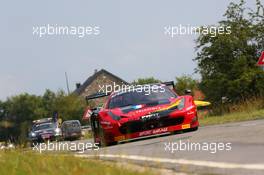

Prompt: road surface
[{"left": 74, "top": 119, "right": 264, "bottom": 175}]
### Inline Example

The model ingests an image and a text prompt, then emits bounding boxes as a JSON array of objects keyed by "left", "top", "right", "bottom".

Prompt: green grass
[
  {"left": 0, "top": 151, "right": 155, "bottom": 175},
  {"left": 199, "top": 109, "right": 264, "bottom": 126},
  {"left": 82, "top": 131, "right": 93, "bottom": 140}
]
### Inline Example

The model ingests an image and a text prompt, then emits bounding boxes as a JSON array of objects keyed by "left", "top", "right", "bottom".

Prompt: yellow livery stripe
[
  {"left": 182, "top": 124, "right": 190, "bottom": 129},
  {"left": 156, "top": 99, "right": 181, "bottom": 112}
]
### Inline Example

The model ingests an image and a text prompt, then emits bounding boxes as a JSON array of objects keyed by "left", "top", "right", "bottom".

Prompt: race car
[
  {"left": 28, "top": 118, "right": 62, "bottom": 143},
  {"left": 84, "top": 81, "right": 200, "bottom": 146}
]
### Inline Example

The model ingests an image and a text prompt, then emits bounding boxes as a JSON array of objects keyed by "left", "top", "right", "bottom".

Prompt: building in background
[{"left": 74, "top": 69, "right": 129, "bottom": 107}]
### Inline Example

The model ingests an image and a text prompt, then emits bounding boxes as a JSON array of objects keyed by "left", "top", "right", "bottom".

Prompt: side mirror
[{"left": 184, "top": 89, "right": 192, "bottom": 95}]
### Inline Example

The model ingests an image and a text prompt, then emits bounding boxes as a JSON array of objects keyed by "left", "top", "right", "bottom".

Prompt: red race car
[{"left": 84, "top": 81, "right": 199, "bottom": 146}]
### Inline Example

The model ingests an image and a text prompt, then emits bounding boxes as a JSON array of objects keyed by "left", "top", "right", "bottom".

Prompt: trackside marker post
[
  {"left": 257, "top": 51, "right": 264, "bottom": 65},
  {"left": 257, "top": 51, "right": 264, "bottom": 71}
]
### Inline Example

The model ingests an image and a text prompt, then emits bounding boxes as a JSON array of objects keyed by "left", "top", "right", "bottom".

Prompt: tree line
[{"left": 0, "top": 90, "right": 86, "bottom": 143}]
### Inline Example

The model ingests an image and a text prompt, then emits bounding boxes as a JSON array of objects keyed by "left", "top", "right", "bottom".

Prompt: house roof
[{"left": 74, "top": 69, "right": 129, "bottom": 95}]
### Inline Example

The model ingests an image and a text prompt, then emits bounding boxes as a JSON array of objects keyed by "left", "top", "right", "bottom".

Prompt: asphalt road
[{"left": 75, "top": 119, "right": 264, "bottom": 175}]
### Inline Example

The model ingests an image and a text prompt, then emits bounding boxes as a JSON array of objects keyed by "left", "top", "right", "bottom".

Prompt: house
[{"left": 74, "top": 69, "right": 129, "bottom": 107}]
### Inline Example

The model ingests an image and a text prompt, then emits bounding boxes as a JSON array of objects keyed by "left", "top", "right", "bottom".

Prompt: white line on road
[
  {"left": 241, "top": 123, "right": 257, "bottom": 127},
  {"left": 75, "top": 154, "right": 264, "bottom": 170}
]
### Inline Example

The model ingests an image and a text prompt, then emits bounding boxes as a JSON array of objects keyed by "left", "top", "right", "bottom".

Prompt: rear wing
[
  {"left": 32, "top": 118, "right": 53, "bottom": 124},
  {"left": 85, "top": 92, "right": 110, "bottom": 104},
  {"left": 161, "top": 81, "right": 175, "bottom": 90}
]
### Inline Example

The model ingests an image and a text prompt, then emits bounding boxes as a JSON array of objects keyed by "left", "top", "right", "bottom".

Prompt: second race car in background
[{"left": 28, "top": 118, "right": 62, "bottom": 143}]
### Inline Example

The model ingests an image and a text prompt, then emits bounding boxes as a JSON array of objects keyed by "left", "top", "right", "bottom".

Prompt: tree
[
  {"left": 6, "top": 93, "right": 44, "bottom": 122},
  {"left": 0, "top": 100, "right": 9, "bottom": 141},
  {"left": 52, "top": 90, "right": 86, "bottom": 121},
  {"left": 175, "top": 75, "right": 198, "bottom": 95},
  {"left": 132, "top": 77, "right": 161, "bottom": 85},
  {"left": 194, "top": 0, "right": 264, "bottom": 103},
  {"left": 0, "top": 100, "right": 4, "bottom": 118},
  {"left": 3, "top": 93, "right": 44, "bottom": 143},
  {"left": 42, "top": 89, "right": 56, "bottom": 116}
]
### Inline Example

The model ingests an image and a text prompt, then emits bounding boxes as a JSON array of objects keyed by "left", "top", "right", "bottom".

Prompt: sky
[{"left": 0, "top": 0, "right": 257, "bottom": 100}]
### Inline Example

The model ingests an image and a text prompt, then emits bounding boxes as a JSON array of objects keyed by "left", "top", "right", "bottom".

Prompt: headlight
[
  {"left": 31, "top": 132, "right": 36, "bottom": 137},
  {"left": 55, "top": 128, "right": 61, "bottom": 133},
  {"left": 108, "top": 111, "right": 121, "bottom": 121},
  {"left": 177, "top": 98, "right": 185, "bottom": 110}
]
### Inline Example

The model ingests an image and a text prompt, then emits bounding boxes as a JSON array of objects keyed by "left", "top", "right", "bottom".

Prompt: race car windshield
[
  {"left": 32, "top": 123, "right": 54, "bottom": 131},
  {"left": 108, "top": 86, "right": 177, "bottom": 109}
]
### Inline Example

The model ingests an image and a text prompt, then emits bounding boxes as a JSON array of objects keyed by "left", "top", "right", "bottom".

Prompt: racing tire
[{"left": 98, "top": 125, "right": 117, "bottom": 147}]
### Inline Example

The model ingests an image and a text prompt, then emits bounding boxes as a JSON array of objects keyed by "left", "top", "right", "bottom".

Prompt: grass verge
[
  {"left": 199, "top": 109, "right": 264, "bottom": 126},
  {"left": 0, "top": 150, "right": 155, "bottom": 175}
]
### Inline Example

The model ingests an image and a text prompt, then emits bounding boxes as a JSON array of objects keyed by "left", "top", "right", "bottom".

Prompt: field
[
  {"left": 0, "top": 151, "right": 155, "bottom": 175},
  {"left": 200, "top": 109, "right": 264, "bottom": 126},
  {"left": 199, "top": 97, "right": 264, "bottom": 126}
]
